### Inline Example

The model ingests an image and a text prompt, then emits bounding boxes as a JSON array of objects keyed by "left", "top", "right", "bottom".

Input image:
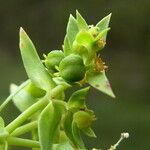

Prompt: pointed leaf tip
[
  {"left": 19, "top": 27, "right": 26, "bottom": 38},
  {"left": 87, "top": 71, "right": 116, "bottom": 98},
  {"left": 19, "top": 27, "right": 55, "bottom": 91},
  {"left": 76, "top": 10, "right": 88, "bottom": 30}
]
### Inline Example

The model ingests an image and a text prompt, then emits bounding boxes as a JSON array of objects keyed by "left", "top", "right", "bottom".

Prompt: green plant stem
[
  {"left": 11, "top": 121, "right": 37, "bottom": 137},
  {"left": 7, "top": 137, "right": 40, "bottom": 148},
  {"left": 5, "top": 97, "right": 48, "bottom": 133},
  {"left": 50, "top": 84, "right": 70, "bottom": 99},
  {"left": 0, "top": 79, "right": 31, "bottom": 112},
  {"left": 5, "top": 84, "right": 65, "bottom": 134}
]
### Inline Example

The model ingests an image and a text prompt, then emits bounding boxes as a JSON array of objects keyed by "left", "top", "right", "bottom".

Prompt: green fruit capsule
[
  {"left": 44, "top": 50, "right": 65, "bottom": 72},
  {"left": 73, "top": 111, "right": 95, "bottom": 129},
  {"left": 59, "top": 54, "right": 86, "bottom": 82}
]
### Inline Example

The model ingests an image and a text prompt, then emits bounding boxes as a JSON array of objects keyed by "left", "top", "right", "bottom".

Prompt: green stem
[
  {"left": 5, "top": 84, "right": 67, "bottom": 136},
  {"left": 0, "top": 79, "right": 31, "bottom": 112},
  {"left": 11, "top": 121, "right": 37, "bottom": 137},
  {"left": 7, "top": 137, "right": 40, "bottom": 148},
  {"left": 5, "top": 97, "right": 48, "bottom": 133},
  {"left": 50, "top": 84, "right": 70, "bottom": 99},
  {"left": 32, "top": 128, "right": 40, "bottom": 150}
]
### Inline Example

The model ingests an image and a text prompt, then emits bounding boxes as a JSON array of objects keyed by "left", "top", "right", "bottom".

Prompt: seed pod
[
  {"left": 59, "top": 54, "right": 86, "bottom": 82},
  {"left": 44, "top": 50, "right": 65, "bottom": 72},
  {"left": 73, "top": 111, "right": 95, "bottom": 129}
]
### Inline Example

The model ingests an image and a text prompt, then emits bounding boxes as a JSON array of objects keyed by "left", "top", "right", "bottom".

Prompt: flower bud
[
  {"left": 59, "top": 54, "right": 86, "bottom": 82},
  {"left": 73, "top": 111, "right": 95, "bottom": 129},
  {"left": 44, "top": 50, "right": 65, "bottom": 72},
  {"left": 88, "top": 26, "right": 99, "bottom": 38}
]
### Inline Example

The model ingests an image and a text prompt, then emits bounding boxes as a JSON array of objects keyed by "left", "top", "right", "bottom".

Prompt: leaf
[
  {"left": 68, "top": 87, "right": 90, "bottom": 111},
  {"left": 0, "top": 142, "right": 8, "bottom": 150},
  {"left": 72, "top": 122, "right": 85, "bottom": 149},
  {"left": 38, "top": 101, "right": 65, "bottom": 150},
  {"left": 63, "top": 111, "right": 77, "bottom": 147},
  {"left": 95, "top": 28, "right": 110, "bottom": 41},
  {"left": 81, "top": 127, "right": 96, "bottom": 138},
  {"left": 75, "top": 31, "right": 94, "bottom": 49},
  {"left": 76, "top": 10, "right": 88, "bottom": 30},
  {"left": 87, "top": 71, "right": 115, "bottom": 98},
  {"left": 0, "top": 117, "right": 9, "bottom": 143},
  {"left": 0, "top": 117, "right": 4, "bottom": 128},
  {"left": 96, "top": 13, "right": 112, "bottom": 40},
  {"left": 64, "top": 112, "right": 85, "bottom": 149},
  {"left": 66, "top": 15, "right": 79, "bottom": 47},
  {"left": 0, "top": 79, "right": 30, "bottom": 112},
  {"left": 19, "top": 28, "right": 55, "bottom": 91},
  {"left": 63, "top": 35, "right": 72, "bottom": 56},
  {"left": 10, "top": 83, "right": 39, "bottom": 112}
]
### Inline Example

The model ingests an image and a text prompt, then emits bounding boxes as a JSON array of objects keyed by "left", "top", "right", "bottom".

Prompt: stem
[
  {"left": 0, "top": 79, "right": 31, "bottom": 112},
  {"left": 113, "top": 132, "right": 129, "bottom": 149},
  {"left": 32, "top": 128, "right": 40, "bottom": 150},
  {"left": 5, "top": 97, "right": 48, "bottom": 133},
  {"left": 50, "top": 84, "right": 70, "bottom": 99},
  {"left": 7, "top": 137, "right": 40, "bottom": 148},
  {"left": 11, "top": 121, "right": 37, "bottom": 137}
]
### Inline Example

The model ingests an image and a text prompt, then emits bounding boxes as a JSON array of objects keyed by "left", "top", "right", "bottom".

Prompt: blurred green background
[{"left": 0, "top": 0, "right": 150, "bottom": 149}]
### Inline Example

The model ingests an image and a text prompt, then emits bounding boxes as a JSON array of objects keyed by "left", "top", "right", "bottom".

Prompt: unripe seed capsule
[
  {"left": 59, "top": 54, "right": 86, "bottom": 82},
  {"left": 44, "top": 50, "right": 65, "bottom": 72},
  {"left": 73, "top": 111, "right": 94, "bottom": 129}
]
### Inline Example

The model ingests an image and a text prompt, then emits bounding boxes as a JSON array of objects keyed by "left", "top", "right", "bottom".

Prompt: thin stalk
[
  {"left": 5, "top": 97, "right": 48, "bottom": 133},
  {"left": 11, "top": 121, "right": 37, "bottom": 137},
  {"left": 113, "top": 132, "right": 129, "bottom": 149},
  {"left": 0, "top": 79, "right": 31, "bottom": 112},
  {"left": 7, "top": 137, "right": 40, "bottom": 148},
  {"left": 50, "top": 84, "right": 70, "bottom": 99},
  {"left": 5, "top": 84, "right": 65, "bottom": 134}
]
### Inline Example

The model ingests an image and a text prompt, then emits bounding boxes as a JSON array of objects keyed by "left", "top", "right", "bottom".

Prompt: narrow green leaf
[
  {"left": 95, "top": 28, "right": 110, "bottom": 41},
  {"left": 63, "top": 35, "right": 71, "bottom": 56},
  {"left": 64, "top": 111, "right": 85, "bottom": 149},
  {"left": 19, "top": 28, "right": 55, "bottom": 91},
  {"left": 76, "top": 10, "right": 88, "bottom": 30},
  {"left": 96, "top": 13, "right": 112, "bottom": 40},
  {"left": 0, "top": 79, "right": 30, "bottom": 112},
  {"left": 68, "top": 87, "right": 90, "bottom": 110},
  {"left": 0, "top": 117, "right": 9, "bottom": 143},
  {"left": 0, "top": 142, "right": 8, "bottom": 150},
  {"left": 87, "top": 71, "right": 115, "bottom": 98},
  {"left": 64, "top": 111, "right": 77, "bottom": 147},
  {"left": 10, "top": 83, "right": 39, "bottom": 112},
  {"left": 66, "top": 15, "right": 79, "bottom": 47},
  {"left": 38, "top": 101, "right": 65, "bottom": 150},
  {"left": 72, "top": 122, "right": 85, "bottom": 149},
  {"left": 82, "top": 127, "right": 97, "bottom": 138},
  {"left": 0, "top": 117, "right": 4, "bottom": 128}
]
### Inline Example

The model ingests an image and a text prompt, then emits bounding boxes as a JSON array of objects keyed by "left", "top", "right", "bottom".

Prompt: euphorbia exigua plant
[{"left": 0, "top": 10, "right": 129, "bottom": 150}]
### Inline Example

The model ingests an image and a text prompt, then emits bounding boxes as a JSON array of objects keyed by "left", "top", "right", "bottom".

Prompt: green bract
[
  {"left": 26, "top": 82, "right": 46, "bottom": 98},
  {"left": 44, "top": 50, "right": 65, "bottom": 73},
  {"left": 0, "top": 11, "right": 122, "bottom": 150},
  {"left": 59, "top": 54, "right": 86, "bottom": 82}
]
